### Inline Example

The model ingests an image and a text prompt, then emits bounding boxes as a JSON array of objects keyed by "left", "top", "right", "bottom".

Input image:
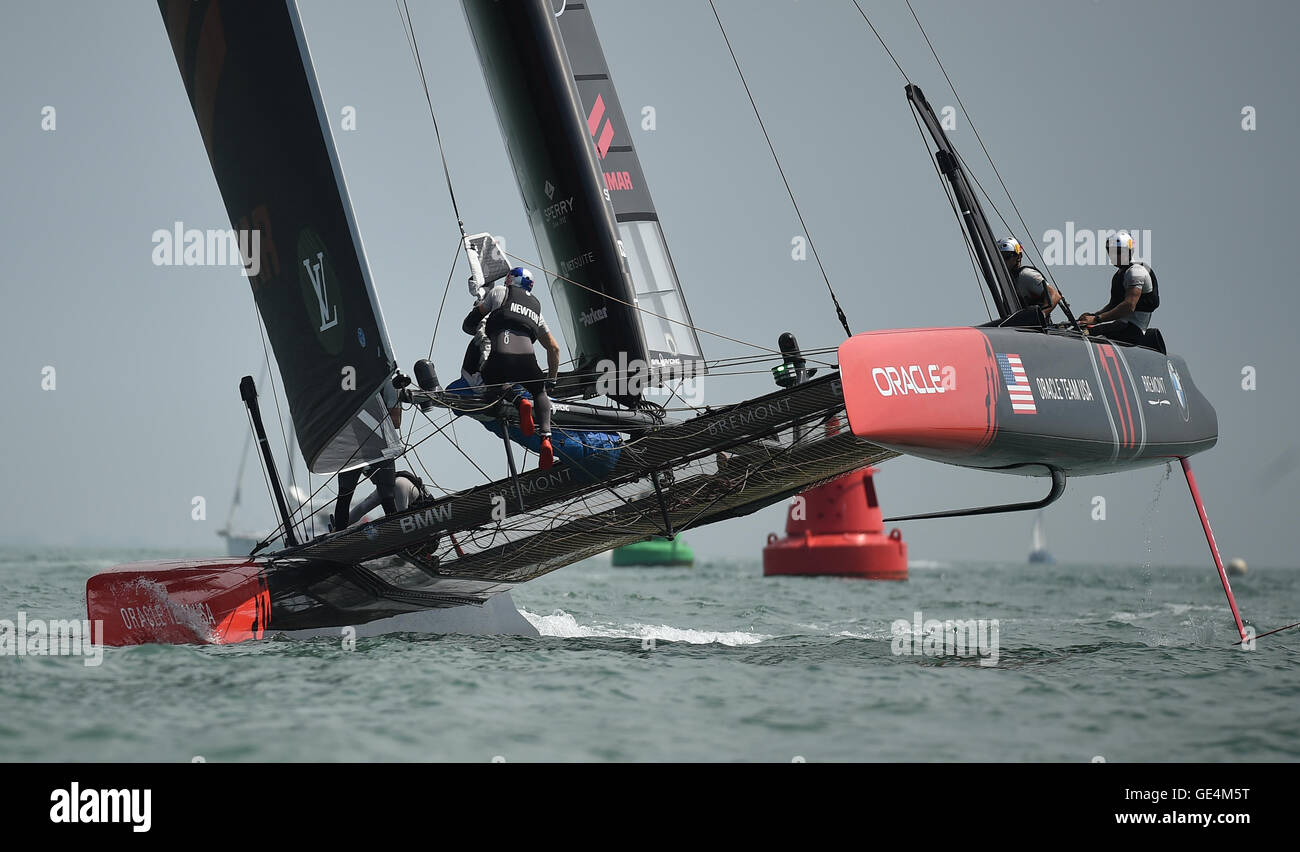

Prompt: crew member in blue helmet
[{"left": 462, "top": 267, "right": 561, "bottom": 468}]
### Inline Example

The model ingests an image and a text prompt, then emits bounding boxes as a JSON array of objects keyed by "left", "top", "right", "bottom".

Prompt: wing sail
[
  {"left": 461, "top": 0, "right": 650, "bottom": 386},
  {"left": 554, "top": 2, "right": 707, "bottom": 378},
  {"left": 160, "top": 0, "right": 400, "bottom": 473}
]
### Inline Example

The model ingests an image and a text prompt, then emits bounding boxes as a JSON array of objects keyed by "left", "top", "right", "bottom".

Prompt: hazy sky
[{"left": 2, "top": 0, "right": 1298, "bottom": 569}]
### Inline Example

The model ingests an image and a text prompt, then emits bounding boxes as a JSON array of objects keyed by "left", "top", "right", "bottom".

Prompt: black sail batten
[
  {"left": 906, "top": 84, "right": 1021, "bottom": 319},
  {"left": 159, "top": 0, "right": 400, "bottom": 474},
  {"left": 554, "top": 2, "right": 707, "bottom": 378},
  {"left": 461, "top": 0, "right": 650, "bottom": 394}
]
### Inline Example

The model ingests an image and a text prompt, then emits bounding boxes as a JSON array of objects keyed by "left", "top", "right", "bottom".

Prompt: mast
[
  {"left": 554, "top": 2, "right": 706, "bottom": 379},
  {"left": 240, "top": 375, "right": 299, "bottom": 548},
  {"left": 906, "top": 84, "right": 1021, "bottom": 319}
]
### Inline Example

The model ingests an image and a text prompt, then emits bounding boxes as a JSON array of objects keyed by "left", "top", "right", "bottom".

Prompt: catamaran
[{"left": 88, "top": 0, "right": 1270, "bottom": 647}]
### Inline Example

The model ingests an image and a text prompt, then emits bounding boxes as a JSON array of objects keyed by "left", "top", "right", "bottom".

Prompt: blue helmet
[{"left": 506, "top": 266, "right": 534, "bottom": 292}]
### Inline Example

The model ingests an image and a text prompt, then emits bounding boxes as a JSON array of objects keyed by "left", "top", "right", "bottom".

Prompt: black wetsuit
[
  {"left": 333, "top": 460, "right": 396, "bottom": 531},
  {"left": 464, "top": 284, "right": 553, "bottom": 436}
]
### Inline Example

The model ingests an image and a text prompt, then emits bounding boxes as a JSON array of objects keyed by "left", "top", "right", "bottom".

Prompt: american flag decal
[{"left": 996, "top": 353, "right": 1037, "bottom": 414}]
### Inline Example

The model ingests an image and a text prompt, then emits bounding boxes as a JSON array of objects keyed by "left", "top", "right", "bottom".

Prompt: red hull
[{"left": 86, "top": 559, "right": 271, "bottom": 646}]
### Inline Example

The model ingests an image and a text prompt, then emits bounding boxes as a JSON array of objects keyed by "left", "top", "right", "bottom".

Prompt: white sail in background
[{"left": 1028, "top": 511, "right": 1054, "bottom": 564}]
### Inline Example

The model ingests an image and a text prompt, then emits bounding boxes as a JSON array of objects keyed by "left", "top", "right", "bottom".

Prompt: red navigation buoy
[{"left": 763, "top": 466, "right": 908, "bottom": 580}]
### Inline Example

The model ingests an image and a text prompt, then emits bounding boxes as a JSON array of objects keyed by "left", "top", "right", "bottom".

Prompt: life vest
[
  {"left": 395, "top": 470, "right": 431, "bottom": 502},
  {"left": 485, "top": 285, "right": 543, "bottom": 343},
  {"left": 1013, "top": 263, "right": 1047, "bottom": 305},
  {"left": 1108, "top": 262, "right": 1160, "bottom": 313}
]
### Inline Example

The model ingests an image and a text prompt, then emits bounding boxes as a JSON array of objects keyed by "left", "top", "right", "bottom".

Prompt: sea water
[{"left": 1, "top": 547, "right": 1297, "bottom": 762}]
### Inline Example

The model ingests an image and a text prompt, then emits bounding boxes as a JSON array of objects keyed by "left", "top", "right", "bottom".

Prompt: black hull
[{"left": 840, "top": 326, "right": 1217, "bottom": 477}]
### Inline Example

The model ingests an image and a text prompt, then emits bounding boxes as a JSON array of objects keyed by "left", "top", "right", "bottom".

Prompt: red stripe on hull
[
  {"left": 1096, "top": 346, "right": 1126, "bottom": 446},
  {"left": 1097, "top": 344, "right": 1135, "bottom": 448}
]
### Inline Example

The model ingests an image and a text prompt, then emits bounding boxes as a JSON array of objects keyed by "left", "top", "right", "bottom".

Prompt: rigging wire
[
  {"left": 397, "top": 0, "right": 480, "bottom": 362},
  {"left": 849, "top": 0, "right": 989, "bottom": 320},
  {"left": 852, "top": 0, "right": 988, "bottom": 320},
  {"left": 707, "top": 0, "right": 853, "bottom": 340},
  {"left": 676, "top": 410, "right": 840, "bottom": 534},
  {"left": 396, "top": 0, "right": 466, "bottom": 239},
  {"left": 850, "top": 0, "right": 1026, "bottom": 322},
  {"left": 849, "top": 0, "right": 911, "bottom": 81},
  {"left": 501, "top": 249, "right": 837, "bottom": 368},
  {"left": 903, "top": 0, "right": 1060, "bottom": 292},
  {"left": 415, "top": 407, "right": 493, "bottom": 483},
  {"left": 906, "top": 102, "right": 994, "bottom": 322},
  {"left": 249, "top": 391, "right": 402, "bottom": 553},
  {"left": 426, "top": 236, "right": 465, "bottom": 358}
]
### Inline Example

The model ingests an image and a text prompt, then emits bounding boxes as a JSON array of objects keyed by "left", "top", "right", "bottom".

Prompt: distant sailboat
[{"left": 1028, "top": 511, "right": 1054, "bottom": 564}]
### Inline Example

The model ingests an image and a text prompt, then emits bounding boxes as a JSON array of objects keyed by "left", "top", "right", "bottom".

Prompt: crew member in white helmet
[
  {"left": 1079, "top": 231, "right": 1159, "bottom": 346},
  {"left": 997, "top": 237, "right": 1060, "bottom": 318}
]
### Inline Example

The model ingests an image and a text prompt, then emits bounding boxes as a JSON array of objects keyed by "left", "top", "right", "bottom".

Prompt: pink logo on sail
[{"left": 586, "top": 94, "right": 615, "bottom": 159}]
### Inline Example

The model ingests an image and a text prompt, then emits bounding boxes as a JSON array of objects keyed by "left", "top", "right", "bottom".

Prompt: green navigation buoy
[{"left": 611, "top": 536, "right": 694, "bottom": 567}]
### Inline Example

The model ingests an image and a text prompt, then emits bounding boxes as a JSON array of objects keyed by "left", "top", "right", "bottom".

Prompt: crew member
[
  {"left": 462, "top": 267, "right": 561, "bottom": 469},
  {"left": 997, "top": 237, "right": 1060, "bottom": 317},
  {"left": 1079, "top": 231, "right": 1159, "bottom": 346},
  {"left": 332, "top": 379, "right": 403, "bottom": 531},
  {"left": 342, "top": 469, "right": 426, "bottom": 526}
]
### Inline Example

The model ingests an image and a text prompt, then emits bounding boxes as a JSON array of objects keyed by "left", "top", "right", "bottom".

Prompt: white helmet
[
  {"left": 997, "top": 237, "right": 1023, "bottom": 264},
  {"left": 1106, "top": 231, "right": 1134, "bottom": 266}
]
